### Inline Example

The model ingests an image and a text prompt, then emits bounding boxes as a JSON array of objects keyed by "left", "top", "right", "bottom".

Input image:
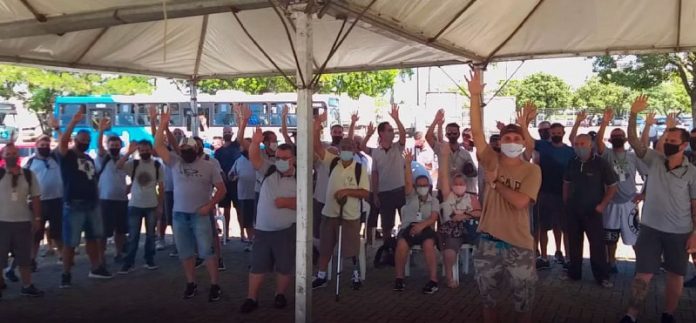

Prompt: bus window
[
  {"left": 164, "top": 103, "right": 181, "bottom": 127},
  {"left": 59, "top": 104, "right": 87, "bottom": 127},
  {"left": 89, "top": 108, "right": 114, "bottom": 130},
  {"left": 269, "top": 102, "right": 297, "bottom": 127},
  {"left": 247, "top": 102, "right": 268, "bottom": 126},
  {"left": 328, "top": 97, "right": 339, "bottom": 108},
  {"left": 213, "top": 103, "right": 236, "bottom": 126},
  {"left": 116, "top": 104, "right": 136, "bottom": 126}
]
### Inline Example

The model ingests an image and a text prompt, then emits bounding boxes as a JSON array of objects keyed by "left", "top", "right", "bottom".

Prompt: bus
[{"left": 54, "top": 93, "right": 341, "bottom": 153}]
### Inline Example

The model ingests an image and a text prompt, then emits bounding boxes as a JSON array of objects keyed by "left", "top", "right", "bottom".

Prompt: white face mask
[
  {"left": 268, "top": 142, "right": 278, "bottom": 151},
  {"left": 452, "top": 185, "right": 466, "bottom": 196},
  {"left": 416, "top": 186, "right": 429, "bottom": 197},
  {"left": 500, "top": 143, "right": 525, "bottom": 158}
]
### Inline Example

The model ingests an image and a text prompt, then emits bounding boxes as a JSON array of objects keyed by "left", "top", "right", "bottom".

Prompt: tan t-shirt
[{"left": 478, "top": 146, "right": 541, "bottom": 250}]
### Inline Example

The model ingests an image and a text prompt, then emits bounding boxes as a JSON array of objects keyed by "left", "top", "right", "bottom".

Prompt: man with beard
[
  {"left": 116, "top": 140, "right": 163, "bottom": 273},
  {"left": 58, "top": 109, "right": 112, "bottom": 288},
  {"left": 214, "top": 126, "right": 242, "bottom": 242}
]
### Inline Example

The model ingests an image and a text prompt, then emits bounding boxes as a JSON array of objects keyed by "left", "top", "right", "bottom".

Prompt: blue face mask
[
  {"left": 575, "top": 147, "right": 591, "bottom": 160},
  {"left": 275, "top": 159, "right": 290, "bottom": 173},
  {"left": 339, "top": 150, "right": 353, "bottom": 161}
]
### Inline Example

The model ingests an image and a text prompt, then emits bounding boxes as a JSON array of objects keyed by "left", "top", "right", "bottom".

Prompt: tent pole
[
  {"left": 293, "top": 6, "right": 314, "bottom": 323},
  {"left": 190, "top": 79, "right": 199, "bottom": 137}
]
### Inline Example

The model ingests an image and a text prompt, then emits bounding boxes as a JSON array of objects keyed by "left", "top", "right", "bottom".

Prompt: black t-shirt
[
  {"left": 58, "top": 149, "right": 98, "bottom": 202},
  {"left": 563, "top": 155, "right": 618, "bottom": 211},
  {"left": 214, "top": 142, "right": 241, "bottom": 178}
]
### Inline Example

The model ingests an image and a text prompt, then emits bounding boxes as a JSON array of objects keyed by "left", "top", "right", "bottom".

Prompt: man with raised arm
[
  {"left": 468, "top": 69, "right": 541, "bottom": 323},
  {"left": 361, "top": 104, "right": 407, "bottom": 243},
  {"left": 620, "top": 95, "right": 696, "bottom": 323}
]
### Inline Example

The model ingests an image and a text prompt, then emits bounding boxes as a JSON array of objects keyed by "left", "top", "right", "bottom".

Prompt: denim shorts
[
  {"left": 172, "top": 211, "right": 214, "bottom": 260},
  {"left": 63, "top": 200, "right": 103, "bottom": 248}
]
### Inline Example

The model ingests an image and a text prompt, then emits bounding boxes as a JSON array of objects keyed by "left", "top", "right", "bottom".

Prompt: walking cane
[{"left": 335, "top": 195, "right": 348, "bottom": 302}]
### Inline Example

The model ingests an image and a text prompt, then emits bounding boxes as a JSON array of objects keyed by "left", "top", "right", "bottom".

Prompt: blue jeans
[
  {"left": 172, "top": 212, "right": 214, "bottom": 260},
  {"left": 63, "top": 200, "right": 102, "bottom": 248},
  {"left": 124, "top": 207, "right": 157, "bottom": 266}
]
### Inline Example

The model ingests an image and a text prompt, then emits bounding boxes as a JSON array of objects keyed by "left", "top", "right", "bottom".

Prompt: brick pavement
[{"left": 2, "top": 236, "right": 696, "bottom": 323}]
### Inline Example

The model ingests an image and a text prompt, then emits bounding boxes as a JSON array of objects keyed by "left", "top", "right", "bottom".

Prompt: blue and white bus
[{"left": 55, "top": 92, "right": 342, "bottom": 152}]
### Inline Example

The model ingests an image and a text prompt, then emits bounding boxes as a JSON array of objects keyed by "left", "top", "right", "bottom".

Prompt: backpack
[
  {"left": 0, "top": 167, "right": 33, "bottom": 191},
  {"left": 25, "top": 153, "right": 58, "bottom": 169},
  {"left": 373, "top": 238, "right": 396, "bottom": 268},
  {"left": 328, "top": 157, "right": 362, "bottom": 186},
  {"left": 97, "top": 154, "right": 113, "bottom": 178},
  {"left": 130, "top": 159, "right": 161, "bottom": 181}
]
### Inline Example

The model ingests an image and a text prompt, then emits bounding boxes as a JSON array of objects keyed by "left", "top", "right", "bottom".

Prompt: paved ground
[{"left": 2, "top": 230, "right": 696, "bottom": 323}]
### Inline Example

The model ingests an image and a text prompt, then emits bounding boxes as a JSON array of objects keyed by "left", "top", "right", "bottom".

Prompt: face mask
[
  {"left": 690, "top": 138, "right": 696, "bottom": 151},
  {"left": 538, "top": 129, "right": 551, "bottom": 141},
  {"left": 268, "top": 142, "right": 278, "bottom": 151},
  {"left": 38, "top": 147, "right": 51, "bottom": 157},
  {"left": 339, "top": 150, "right": 353, "bottom": 162},
  {"left": 75, "top": 142, "right": 89, "bottom": 153},
  {"left": 609, "top": 138, "right": 626, "bottom": 149},
  {"left": 574, "top": 147, "right": 591, "bottom": 160},
  {"left": 551, "top": 135, "right": 563, "bottom": 144},
  {"left": 500, "top": 143, "right": 525, "bottom": 158},
  {"left": 223, "top": 134, "right": 233, "bottom": 142},
  {"left": 109, "top": 148, "right": 120, "bottom": 157},
  {"left": 331, "top": 136, "right": 342, "bottom": 146},
  {"left": 3, "top": 157, "right": 17, "bottom": 167},
  {"left": 181, "top": 149, "right": 197, "bottom": 163},
  {"left": 275, "top": 159, "right": 290, "bottom": 173},
  {"left": 140, "top": 153, "right": 151, "bottom": 161},
  {"left": 416, "top": 186, "right": 429, "bottom": 197},
  {"left": 664, "top": 143, "right": 681, "bottom": 157},
  {"left": 452, "top": 185, "right": 467, "bottom": 196},
  {"left": 381, "top": 132, "right": 395, "bottom": 142}
]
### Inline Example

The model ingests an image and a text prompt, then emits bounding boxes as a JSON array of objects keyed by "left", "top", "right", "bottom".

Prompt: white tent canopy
[{"left": 0, "top": 0, "right": 694, "bottom": 79}]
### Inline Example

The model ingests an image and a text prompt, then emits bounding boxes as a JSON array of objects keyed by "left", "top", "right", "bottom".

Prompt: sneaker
[
  {"left": 244, "top": 244, "right": 252, "bottom": 252},
  {"left": 41, "top": 248, "right": 56, "bottom": 257},
  {"left": 536, "top": 257, "right": 551, "bottom": 270},
  {"left": 240, "top": 298, "right": 259, "bottom": 313},
  {"left": 661, "top": 313, "right": 675, "bottom": 323},
  {"left": 88, "top": 266, "right": 113, "bottom": 279},
  {"left": 113, "top": 254, "right": 124, "bottom": 264},
  {"left": 312, "top": 277, "right": 328, "bottom": 289},
  {"left": 20, "top": 284, "right": 45, "bottom": 297},
  {"left": 183, "top": 282, "right": 197, "bottom": 299},
  {"left": 620, "top": 315, "right": 637, "bottom": 323},
  {"left": 169, "top": 250, "right": 179, "bottom": 258},
  {"left": 684, "top": 275, "right": 696, "bottom": 288},
  {"left": 610, "top": 265, "right": 619, "bottom": 274},
  {"left": 144, "top": 262, "right": 159, "bottom": 270},
  {"left": 422, "top": 280, "right": 439, "bottom": 294},
  {"left": 600, "top": 279, "right": 614, "bottom": 288},
  {"left": 393, "top": 278, "right": 405, "bottom": 291},
  {"left": 118, "top": 264, "right": 135, "bottom": 275},
  {"left": 30, "top": 259, "right": 38, "bottom": 272},
  {"left": 4, "top": 269, "right": 18, "bottom": 282},
  {"left": 156, "top": 240, "right": 166, "bottom": 251},
  {"left": 554, "top": 251, "right": 565, "bottom": 264},
  {"left": 218, "top": 258, "right": 226, "bottom": 271},
  {"left": 274, "top": 294, "right": 287, "bottom": 309},
  {"left": 208, "top": 284, "right": 222, "bottom": 302},
  {"left": 352, "top": 279, "right": 362, "bottom": 290},
  {"left": 195, "top": 258, "right": 205, "bottom": 269},
  {"left": 60, "top": 272, "right": 72, "bottom": 289}
]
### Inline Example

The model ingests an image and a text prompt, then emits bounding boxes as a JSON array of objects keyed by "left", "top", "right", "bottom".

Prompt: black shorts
[
  {"left": 100, "top": 200, "right": 129, "bottom": 237},
  {"left": 34, "top": 198, "right": 63, "bottom": 243},
  {"left": 218, "top": 181, "right": 237, "bottom": 208},
  {"left": 635, "top": 225, "right": 691, "bottom": 276},
  {"left": 313, "top": 199, "right": 325, "bottom": 239},
  {"left": 250, "top": 225, "right": 296, "bottom": 275},
  {"left": 398, "top": 224, "right": 437, "bottom": 247},
  {"left": 239, "top": 199, "right": 256, "bottom": 229},
  {"left": 164, "top": 191, "right": 174, "bottom": 226},
  {"left": 533, "top": 192, "right": 564, "bottom": 232}
]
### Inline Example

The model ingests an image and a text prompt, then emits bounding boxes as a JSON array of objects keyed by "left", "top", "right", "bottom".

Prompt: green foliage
[
  {"left": 572, "top": 78, "right": 634, "bottom": 116},
  {"left": 497, "top": 73, "right": 572, "bottom": 109}
]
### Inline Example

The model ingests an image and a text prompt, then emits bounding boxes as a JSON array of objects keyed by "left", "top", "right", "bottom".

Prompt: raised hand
[
  {"left": 645, "top": 112, "right": 656, "bottom": 126},
  {"left": 251, "top": 126, "right": 263, "bottom": 143},
  {"left": 281, "top": 104, "right": 289, "bottom": 119},
  {"left": 666, "top": 113, "right": 678, "bottom": 129},
  {"left": 496, "top": 121, "right": 506, "bottom": 131},
  {"left": 602, "top": 107, "right": 614, "bottom": 125},
  {"left": 48, "top": 114, "right": 59, "bottom": 129},
  {"left": 316, "top": 110, "right": 327, "bottom": 123},
  {"left": 403, "top": 148, "right": 413, "bottom": 162},
  {"left": 631, "top": 95, "right": 649, "bottom": 114},
  {"left": 389, "top": 103, "right": 400, "bottom": 121},
  {"left": 160, "top": 108, "right": 171, "bottom": 126},
  {"left": 575, "top": 110, "right": 588, "bottom": 125},
  {"left": 466, "top": 69, "right": 485, "bottom": 96},
  {"left": 127, "top": 141, "right": 138, "bottom": 154},
  {"left": 98, "top": 117, "right": 111, "bottom": 131},
  {"left": 436, "top": 109, "right": 446, "bottom": 126},
  {"left": 148, "top": 104, "right": 157, "bottom": 120},
  {"left": 366, "top": 122, "right": 375, "bottom": 137},
  {"left": 522, "top": 102, "right": 538, "bottom": 125},
  {"left": 351, "top": 111, "right": 359, "bottom": 124},
  {"left": 71, "top": 109, "right": 84, "bottom": 124}
]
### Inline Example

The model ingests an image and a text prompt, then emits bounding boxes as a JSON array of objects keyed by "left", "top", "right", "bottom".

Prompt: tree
[
  {"left": 593, "top": 53, "right": 696, "bottom": 121},
  {"left": 497, "top": 72, "right": 573, "bottom": 110},
  {"left": 196, "top": 69, "right": 403, "bottom": 99},
  {"left": 572, "top": 77, "right": 634, "bottom": 117}
]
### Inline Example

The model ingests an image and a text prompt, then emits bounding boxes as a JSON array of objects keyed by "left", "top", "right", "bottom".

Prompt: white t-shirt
[
  {"left": 255, "top": 171, "right": 297, "bottom": 231},
  {"left": 25, "top": 154, "right": 63, "bottom": 200},
  {"left": 123, "top": 159, "right": 161, "bottom": 208},
  {"left": 96, "top": 154, "right": 128, "bottom": 201},
  {"left": 231, "top": 156, "right": 256, "bottom": 200}
]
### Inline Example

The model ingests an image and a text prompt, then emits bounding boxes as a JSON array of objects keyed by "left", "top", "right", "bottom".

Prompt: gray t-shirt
[
  {"left": 400, "top": 191, "right": 439, "bottom": 226},
  {"left": 231, "top": 156, "right": 256, "bottom": 200},
  {"left": 26, "top": 154, "right": 63, "bottom": 200},
  {"left": 164, "top": 162, "right": 174, "bottom": 192},
  {"left": 0, "top": 170, "right": 40, "bottom": 222},
  {"left": 432, "top": 144, "right": 478, "bottom": 194},
  {"left": 166, "top": 154, "right": 224, "bottom": 214},
  {"left": 123, "top": 159, "right": 161, "bottom": 208},
  {"left": 368, "top": 142, "right": 405, "bottom": 192},
  {"left": 641, "top": 149, "right": 696, "bottom": 234},
  {"left": 255, "top": 171, "right": 297, "bottom": 231},
  {"left": 601, "top": 149, "right": 648, "bottom": 203},
  {"left": 96, "top": 155, "right": 128, "bottom": 201}
]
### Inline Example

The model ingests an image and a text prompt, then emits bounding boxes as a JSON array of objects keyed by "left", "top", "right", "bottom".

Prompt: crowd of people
[{"left": 1, "top": 69, "right": 696, "bottom": 323}]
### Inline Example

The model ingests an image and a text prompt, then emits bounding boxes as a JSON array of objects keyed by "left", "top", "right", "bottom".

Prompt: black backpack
[
  {"left": 97, "top": 154, "right": 113, "bottom": 178},
  {"left": 328, "top": 157, "right": 362, "bottom": 186},
  {"left": 373, "top": 238, "right": 396, "bottom": 268},
  {"left": 130, "top": 159, "right": 161, "bottom": 181},
  {"left": 0, "top": 167, "right": 33, "bottom": 190}
]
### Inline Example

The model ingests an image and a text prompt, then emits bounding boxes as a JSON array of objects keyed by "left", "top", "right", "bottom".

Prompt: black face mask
[
  {"left": 109, "top": 148, "right": 120, "bottom": 157},
  {"left": 331, "top": 136, "right": 342, "bottom": 146},
  {"left": 664, "top": 143, "right": 681, "bottom": 157},
  {"left": 609, "top": 138, "right": 626, "bottom": 148},
  {"left": 140, "top": 153, "right": 151, "bottom": 161},
  {"left": 538, "top": 129, "right": 550, "bottom": 141},
  {"left": 551, "top": 135, "right": 563, "bottom": 144},
  {"left": 446, "top": 135, "right": 459, "bottom": 144},
  {"left": 690, "top": 138, "right": 696, "bottom": 151},
  {"left": 223, "top": 134, "right": 233, "bottom": 142},
  {"left": 181, "top": 149, "right": 197, "bottom": 163},
  {"left": 38, "top": 147, "right": 51, "bottom": 157},
  {"left": 75, "top": 142, "right": 89, "bottom": 153}
]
